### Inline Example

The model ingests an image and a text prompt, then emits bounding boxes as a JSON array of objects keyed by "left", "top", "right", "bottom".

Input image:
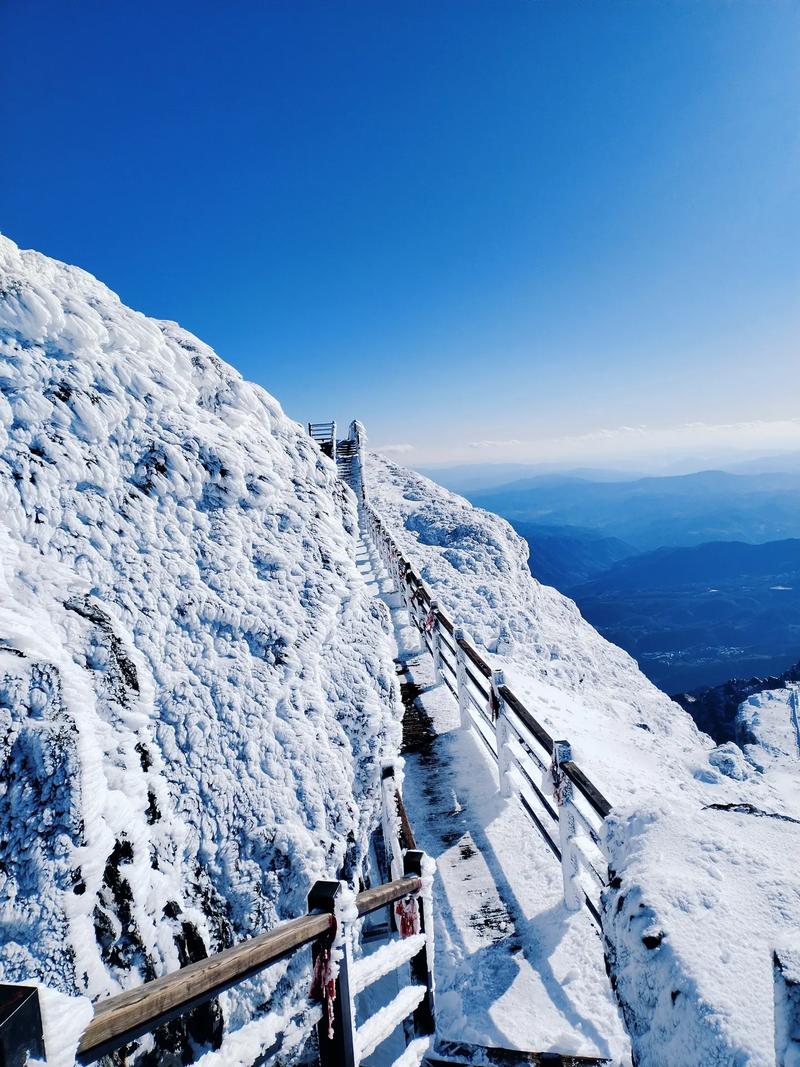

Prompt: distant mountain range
[
  {"left": 443, "top": 466, "right": 800, "bottom": 695},
  {"left": 417, "top": 451, "right": 800, "bottom": 495},
  {"left": 510, "top": 521, "right": 635, "bottom": 587},
  {"left": 577, "top": 538, "right": 800, "bottom": 588},
  {"left": 470, "top": 469, "right": 800, "bottom": 550},
  {"left": 416, "top": 462, "right": 643, "bottom": 494}
]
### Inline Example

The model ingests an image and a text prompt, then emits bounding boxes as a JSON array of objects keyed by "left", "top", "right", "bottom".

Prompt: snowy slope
[
  {"left": 737, "top": 687, "right": 800, "bottom": 776},
  {"left": 0, "top": 236, "right": 401, "bottom": 1060},
  {"left": 365, "top": 452, "right": 800, "bottom": 1066}
]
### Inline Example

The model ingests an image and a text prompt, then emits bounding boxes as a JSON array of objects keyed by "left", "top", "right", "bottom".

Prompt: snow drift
[
  {"left": 0, "top": 236, "right": 400, "bottom": 1060},
  {"left": 365, "top": 452, "right": 800, "bottom": 1067}
]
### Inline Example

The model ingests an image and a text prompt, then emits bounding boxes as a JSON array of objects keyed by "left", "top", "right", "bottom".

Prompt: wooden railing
[
  {"left": 4, "top": 851, "right": 436, "bottom": 1067},
  {"left": 308, "top": 421, "right": 337, "bottom": 461},
  {"left": 364, "top": 504, "right": 613, "bottom": 922}
]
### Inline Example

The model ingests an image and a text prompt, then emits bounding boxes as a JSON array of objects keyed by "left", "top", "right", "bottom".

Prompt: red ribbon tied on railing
[
  {"left": 424, "top": 609, "right": 436, "bottom": 633},
  {"left": 310, "top": 943, "right": 337, "bottom": 1039},
  {"left": 395, "top": 894, "right": 421, "bottom": 938}
]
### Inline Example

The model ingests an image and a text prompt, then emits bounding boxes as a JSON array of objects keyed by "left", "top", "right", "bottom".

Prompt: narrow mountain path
[{"left": 355, "top": 529, "right": 631, "bottom": 1064}]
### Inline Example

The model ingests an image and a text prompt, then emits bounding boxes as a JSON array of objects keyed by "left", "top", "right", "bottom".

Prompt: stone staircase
[{"left": 335, "top": 437, "right": 357, "bottom": 482}]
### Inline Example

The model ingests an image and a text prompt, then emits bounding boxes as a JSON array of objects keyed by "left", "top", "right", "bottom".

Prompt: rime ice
[{"left": 0, "top": 235, "right": 401, "bottom": 1057}]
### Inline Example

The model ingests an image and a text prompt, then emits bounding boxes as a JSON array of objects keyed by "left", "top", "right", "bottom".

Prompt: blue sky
[{"left": 2, "top": 1, "right": 798, "bottom": 466}]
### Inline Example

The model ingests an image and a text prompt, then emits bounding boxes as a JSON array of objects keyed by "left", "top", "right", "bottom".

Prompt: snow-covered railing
[
  {"left": 4, "top": 859, "right": 435, "bottom": 1067},
  {"left": 381, "top": 760, "right": 417, "bottom": 881},
  {"left": 308, "top": 851, "right": 435, "bottom": 1067},
  {"left": 365, "top": 504, "right": 612, "bottom": 922},
  {"left": 308, "top": 420, "right": 337, "bottom": 462}
]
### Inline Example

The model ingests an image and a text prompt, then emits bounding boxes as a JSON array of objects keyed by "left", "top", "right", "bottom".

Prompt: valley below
[{"left": 448, "top": 470, "right": 800, "bottom": 706}]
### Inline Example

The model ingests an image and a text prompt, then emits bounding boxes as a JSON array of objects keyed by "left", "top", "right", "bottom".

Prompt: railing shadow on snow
[{"left": 363, "top": 504, "right": 613, "bottom": 926}]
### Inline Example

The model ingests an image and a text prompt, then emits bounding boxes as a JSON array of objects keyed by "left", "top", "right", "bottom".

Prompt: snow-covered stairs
[
  {"left": 306, "top": 418, "right": 361, "bottom": 484},
  {"left": 354, "top": 527, "right": 631, "bottom": 1063},
  {"left": 337, "top": 437, "right": 357, "bottom": 481}
]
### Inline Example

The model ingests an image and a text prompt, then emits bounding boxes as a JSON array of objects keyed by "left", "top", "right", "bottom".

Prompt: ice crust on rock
[
  {"left": 365, "top": 452, "right": 800, "bottom": 1067},
  {"left": 0, "top": 235, "right": 401, "bottom": 1057}
]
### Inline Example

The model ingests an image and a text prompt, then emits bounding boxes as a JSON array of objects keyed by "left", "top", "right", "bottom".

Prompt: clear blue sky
[{"left": 2, "top": 1, "right": 798, "bottom": 466}]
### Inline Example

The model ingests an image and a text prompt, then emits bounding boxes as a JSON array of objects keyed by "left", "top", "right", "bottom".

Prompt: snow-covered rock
[
  {"left": 0, "top": 235, "right": 401, "bottom": 1059},
  {"left": 365, "top": 452, "right": 800, "bottom": 1066}
]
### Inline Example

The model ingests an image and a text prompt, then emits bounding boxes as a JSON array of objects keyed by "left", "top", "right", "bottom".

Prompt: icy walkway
[{"left": 355, "top": 532, "right": 631, "bottom": 1064}]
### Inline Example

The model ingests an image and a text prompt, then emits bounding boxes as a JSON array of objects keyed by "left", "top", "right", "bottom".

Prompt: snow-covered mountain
[
  {"left": 0, "top": 236, "right": 400, "bottom": 1059},
  {"left": 2, "top": 235, "right": 797, "bottom": 1066},
  {"left": 366, "top": 453, "right": 800, "bottom": 1067}
]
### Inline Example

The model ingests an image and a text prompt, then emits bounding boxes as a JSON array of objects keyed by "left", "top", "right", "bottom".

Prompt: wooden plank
[
  {"left": 440, "top": 653, "right": 458, "bottom": 681},
  {"left": 510, "top": 772, "right": 563, "bottom": 863},
  {"left": 78, "top": 912, "right": 332, "bottom": 1059},
  {"left": 499, "top": 686, "right": 554, "bottom": 755},
  {"left": 465, "top": 663, "right": 490, "bottom": 698},
  {"left": 396, "top": 790, "right": 418, "bottom": 851},
  {"left": 439, "top": 628, "right": 457, "bottom": 656},
  {"left": 79, "top": 873, "right": 424, "bottom": 1060},
  {"left": 442, "top": 671, "right": 459, "bottom": 701},
  {"left": 466, "top": 685, "right": 486, "bottom": 716},
  {"left": 504, "top": 739, "right": 559, "bottom": 823},
  {"left": 357, "top": 984, "right": 427, "bottom": 1059},
  {"left": 561, "top": 760, "right": 612, "bottom": 819},
  {"left": 456, "top": 637, "right": 492, "bottom": 679},
  {"left": 352, "top": 934, "right": 426, "bottom": 994},
  {"left": 356, "top": 876, "right": 423, "bottom": 918}
]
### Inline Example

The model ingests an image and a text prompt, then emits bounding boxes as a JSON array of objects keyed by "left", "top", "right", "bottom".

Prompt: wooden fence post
[
  {"left": 307, "top": 881, "right": 358, "bottom": 1067},
  {"left": 454, "top": 628, "right": 472, "bottom": 730},
  {"left": 402, "top": 852, "right": 436, "bottom": 1039},
  {"left": 413, "top": 586, "right": 427, "bottom": 640},
  {"left": 349, "top": 420, "right": 367, "bottom": 504},
  {"left": 331, "top": 421, "right": 337, "bottom": 468},
  {"left": 552, "top": 741, "right": 583, "bottom": 912},
  {"left": 399, "top": 561, "right": 410, "bottom": 611},
  {"left": 381, "top": 762, "right": 404, "bottom": 881},
  {"left": 429, "top": 601, "right": 443, "bottom": 685},
  {"left": 491, "top": 670, "right": 513, "bottom": 798}
]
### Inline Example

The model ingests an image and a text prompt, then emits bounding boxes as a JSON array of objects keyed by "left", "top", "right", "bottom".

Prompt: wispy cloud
[
  {"left": 377, "top": 443, "right": 414, "bottom": 454},
  {"left": 469, "top": 439, "right": 523, "bottom": 449},
  {"left": 415, "top": 417, "right": 800, "bottom": 467}
]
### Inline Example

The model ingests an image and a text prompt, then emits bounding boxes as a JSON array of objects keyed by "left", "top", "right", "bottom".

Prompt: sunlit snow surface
[
  {"left": 0, "top": 235, "right": 401, "bottom": 1059},
  {"left": 356, "top": 534, "right": 630, "bottom": 1062},
  {"left": 366, "top": 452, "right": 800, "bottom": 1067}
]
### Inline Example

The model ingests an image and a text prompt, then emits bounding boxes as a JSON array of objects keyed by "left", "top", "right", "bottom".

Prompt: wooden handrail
[
  {"left": 561, "top": 760, "right": 612, "bottom": 820},
  {"left": 367, "top": 504, "right": 615, "bottom": 822},
  {"left": 356, "top": 875, "right": 421, "bottom": 917},
  {"left": 464, "top": 662, "right": 491, "bottom": 697},
  {"left": 78, "top": 912, "right": 332, "bottom": 1062},
  {"left": 78, "top": 874, "right": 423, "bottom": 1063},
  {"left": 457, "top": 636, "right": 492, "bottom": 680},
  {"left": 395, "top": 790, "right": 418, "bottom": 851},
  {"left": 499, "top": 685, "right": 554, "bottom": 755},
  {"left": 499, "top": 686, "right": 610, "bottom": 817}
]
